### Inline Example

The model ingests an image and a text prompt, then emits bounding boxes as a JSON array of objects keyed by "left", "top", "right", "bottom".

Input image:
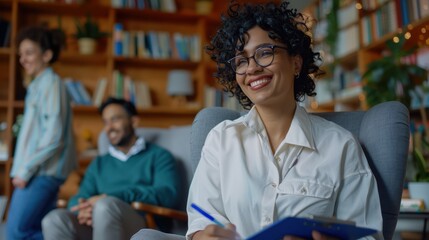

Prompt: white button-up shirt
[{"left": 186, "top": 106, "right": 383, "bottom": 239}]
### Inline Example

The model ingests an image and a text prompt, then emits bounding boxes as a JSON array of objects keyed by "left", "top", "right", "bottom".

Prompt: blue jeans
[{"left": 6, "top": 176, "right": 64, "bottom": 240}]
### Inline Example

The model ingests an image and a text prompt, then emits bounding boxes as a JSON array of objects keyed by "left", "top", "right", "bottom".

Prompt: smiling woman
[
  {"left": 18, "top": 27, "right": 64, "bottom": 78},
  {"left": 6, "top": 26, "right": 77, "bottom": 240},
  {"left": 184, "top": 1, "right": 384, "bottom": 240}
]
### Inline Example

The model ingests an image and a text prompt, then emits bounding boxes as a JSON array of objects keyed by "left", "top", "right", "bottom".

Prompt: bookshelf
[
  {"left": 305, "top": 0, "right": 364, "bottom": 112},
  {"left": 1, "top": 0, "right": 223, "bottom": 151},
  {"left": 306, "top": 0, "right": 429, "bottom": 112},
  {"left": 0, "top": 0, "right": 265, "bottom": 217}
]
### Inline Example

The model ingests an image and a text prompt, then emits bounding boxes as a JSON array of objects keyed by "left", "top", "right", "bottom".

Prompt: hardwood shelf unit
[
  {"left": 306, "top": 0, "right": 429, "bottom": 112},
  {"left": 0, "top": 0, "right": 263, "bottom": 214}
]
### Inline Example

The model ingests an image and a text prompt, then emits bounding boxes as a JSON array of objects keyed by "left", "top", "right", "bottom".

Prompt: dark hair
[
  {"left": 99, "top": 97, "right": 138, "bottom": 117},
  {"left": 17, "top": 26, "right": 65, "bottom": 64},
  {"left": 206, "top": 1, "right": 324, "bottom": 109}
]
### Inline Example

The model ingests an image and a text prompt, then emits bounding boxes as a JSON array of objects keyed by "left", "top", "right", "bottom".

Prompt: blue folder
[{"left": 246, "top": 217, "right": 377, "bottom": 240}]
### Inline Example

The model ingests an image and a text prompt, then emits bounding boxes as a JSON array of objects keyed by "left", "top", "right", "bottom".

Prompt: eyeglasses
[{"left": 227, "top": 44, "right": 288, "bottom": 75}]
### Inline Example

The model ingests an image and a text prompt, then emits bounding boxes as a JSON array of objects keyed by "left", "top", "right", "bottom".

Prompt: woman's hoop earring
[{"left": 295, "top": 73, "right": 300, "bottom": 79}]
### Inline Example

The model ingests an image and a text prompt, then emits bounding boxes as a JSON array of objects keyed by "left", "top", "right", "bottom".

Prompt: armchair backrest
[{"left": 190, "top": 101, "right": 410, "bottom": 240}]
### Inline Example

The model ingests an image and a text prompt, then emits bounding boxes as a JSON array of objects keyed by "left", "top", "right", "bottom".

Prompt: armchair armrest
[
  {"left": 57, "top": 199, "right": 68, "bottom": 208},
  {"left": 131, "top": 202, "right": 187, "bottom": 229}
]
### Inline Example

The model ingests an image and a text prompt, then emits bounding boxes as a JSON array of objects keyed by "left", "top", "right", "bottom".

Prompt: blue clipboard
[{"left": 246, "top": 217, "right": 377, "bottom": 240}]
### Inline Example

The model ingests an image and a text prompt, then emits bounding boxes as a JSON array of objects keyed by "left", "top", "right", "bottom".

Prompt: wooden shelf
[
  {"left": 336, "top": 51, "right": 358, "bottom": 70},
  {"left": 17, "top": 0, "right": 110, "bottom": 17},
  {"left": 12, "top": 98, "right": 200, "bottom": 123},
  {"left": 0, "top": 0, "right": 263, "bottom": 206},
  {"left": 363, "top": 16, "right": 429, "bottom": 52},
  {"left": 358, "top": 0, "right": 390, "bottom": 15},
  {"left": 310, "top": 93, "right": 365, "bottom": 112},
  {"left": 115, "top": 8, "right": 200, "bottom": 23},
  {"left": 0, "top": 48, "right": 11, "bottom": 59},
  {"left": 60, "top": 52, "right": 109, "bottom": 65},
  {"left": 139, "top": 106, "right": 200, "bottom": 115},
  {"left": 72, "top": 105, "right": 99, "bottom": 113},
  {"left": 12, "top": 101, "right": 24, "bottom": 109},
  {"left": 114, "top": 57, "right": 199, "bottom": 69},
  {"left": 78, "top": 156, "right": 93, "bottom": 169},
  {"left": 307, "top": 0, "right": 429, "bottom": 114},
  {"left": 0, "top": 159, "right": 11, "bottom": 166},
  {"left": 410, "top": 108, "right": 429, "bottom": 118},
  {"left": 72, "top": 104, "right": 200, "bottom": 116}
]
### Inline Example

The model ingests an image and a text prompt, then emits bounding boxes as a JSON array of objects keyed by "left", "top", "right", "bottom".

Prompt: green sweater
[{"left": 68, "top": 143, "right": 180, "bottom": 210}]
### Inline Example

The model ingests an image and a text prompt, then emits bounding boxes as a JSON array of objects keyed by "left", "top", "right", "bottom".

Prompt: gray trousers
[{"left": 42, "top": 196, "right": 146, "bottom": 240}]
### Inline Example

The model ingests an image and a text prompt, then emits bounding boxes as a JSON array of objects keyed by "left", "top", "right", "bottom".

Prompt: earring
[{"left": 295, "top": 73, "right": 300, "bottom": 79}]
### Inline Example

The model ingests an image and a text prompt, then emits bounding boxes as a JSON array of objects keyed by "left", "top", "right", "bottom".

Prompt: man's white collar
[{"left": 108, "top": 137, "right": 146, "bottom": 162}]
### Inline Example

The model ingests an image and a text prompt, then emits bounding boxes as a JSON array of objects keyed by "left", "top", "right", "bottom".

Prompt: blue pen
[{"left": 191, "top": 203, "right": 225, "bottom": 228}]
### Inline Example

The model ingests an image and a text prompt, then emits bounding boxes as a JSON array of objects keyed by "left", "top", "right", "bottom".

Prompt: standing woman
[{"left": 6, "top": 26, "right": 77, "bottom": 240}]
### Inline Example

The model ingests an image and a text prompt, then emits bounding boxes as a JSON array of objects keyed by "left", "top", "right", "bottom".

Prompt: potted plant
[
  {"left": 74, "top": 15, "right": 109, "bottom": 55},
  {"left": 362, "top": 34, "right": 427, "bottom": 108},
  {"left": 363, "top": 34, "right": 429, "bottom": 208},
  {"left": 195, "top": 0, "right": 213, "bottom": 15}
]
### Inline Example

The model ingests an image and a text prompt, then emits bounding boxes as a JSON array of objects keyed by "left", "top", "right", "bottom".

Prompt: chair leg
[{"left": 145, "top": 214, "right": 158, "bottom": 229}]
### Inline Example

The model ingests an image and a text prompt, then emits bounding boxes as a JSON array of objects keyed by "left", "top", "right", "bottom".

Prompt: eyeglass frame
[{"left": 226, "top": 44, "right": 289, "bottom": 75}]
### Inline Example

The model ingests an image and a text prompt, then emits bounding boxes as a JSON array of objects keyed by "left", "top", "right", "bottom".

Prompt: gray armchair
[{"left": 132, "top": 101, "right": 410, "bottom": 240}]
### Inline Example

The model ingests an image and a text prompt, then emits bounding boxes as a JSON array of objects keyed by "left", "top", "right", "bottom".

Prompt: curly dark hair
[
  {"left": 99, "top": 97, "right": 138, "bottom": 117},
  {"left": 206, "top": 1, "right": 324, "bottom": 109},
  {"left": 17, "top": 25, "right": 65, "bottom": 64}
]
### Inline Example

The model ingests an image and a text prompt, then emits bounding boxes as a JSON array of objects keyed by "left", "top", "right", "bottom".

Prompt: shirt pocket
[
  {"left": 277, "top": 180, "right": 335, "bottom": 216},
  {"left": 278, "top": 180, "right": 333, "bottom": 198}
]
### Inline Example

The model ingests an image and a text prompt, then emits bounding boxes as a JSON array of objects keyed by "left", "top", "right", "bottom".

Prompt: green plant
[
  {"left": 362, "top": 34, "right": 427, "bottom": 108},
  {"left": 326, "top": 0, "right": 339, "bottom": 58},
  {"left": 12, "top": 114, "right": 23, "bottom": 137},
  {"left": 412, "top": 142, "right": 429, "bottom": 182},
  {"left": 74, "top": 15, "right": 109, "bottom": 39}
]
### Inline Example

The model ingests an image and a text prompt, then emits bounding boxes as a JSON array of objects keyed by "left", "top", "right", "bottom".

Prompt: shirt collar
[
  {"left": 285, "top": 105, "right": 316, "bottom": 150},
  {"left": 108, "top": 137, "right": 146, "bottom": 162},
  {"left": 242, "top": 105, "right": 316, "bottom": 150},
  {"left": 28, "top": 67, "right": 53, "bottom": 90}
]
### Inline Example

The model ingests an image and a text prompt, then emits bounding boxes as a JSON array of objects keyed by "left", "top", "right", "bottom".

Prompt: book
[
  {"left": 160, "top": 0, "right": 176, "bottom": 12},
  {"left": 113, "top": 23, "right": 123, "bottom": 56},
  {"left": 74, "top": 81, "right": 92, "bottom": 105},
  {"left": 92, "top": 78, "right": 107, "bottom": 107},
  {"left": 64, "top": 78, "right": 83, "bottom": 105},
  {"left": 420, "top": 0, "right": 429, "bottom": 18},
  {"left": 246, "top": 216, "right": 377, "bottom": 240},
  {"left": 135, "top": 81, "right": 152, "bottom": 108},
  {"left": 400, "top": 198, "right": 425, "bottom": 211}
]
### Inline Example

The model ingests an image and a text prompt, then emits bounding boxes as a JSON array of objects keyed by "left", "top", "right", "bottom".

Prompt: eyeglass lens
[{"left": 232, "top": 47, "right": 275, "bottom": 74}]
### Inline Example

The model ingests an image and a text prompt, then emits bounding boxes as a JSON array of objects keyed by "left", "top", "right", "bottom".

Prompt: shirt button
[
  {"left": 264, "top": 216, "right": 271, "bottom": 222},
  {"left": 300, "top": 187, "right": 307, "bottom": 194},
  {"left": 275, "top": 156, "right": 281, "bottom": 162},
  {"left": 271, "top": 183, "right": 277, "bottom": 188}
]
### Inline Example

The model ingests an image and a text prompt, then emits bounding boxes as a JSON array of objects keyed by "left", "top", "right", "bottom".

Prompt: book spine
[
  {"left": 64, "top": 79, "right": 82, "bottom": 105},
  {"left": 113, "top": 23, "right": 123, "bottom": 56}
]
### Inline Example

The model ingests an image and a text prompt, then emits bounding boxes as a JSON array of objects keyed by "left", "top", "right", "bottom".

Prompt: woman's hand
[
  {"left": 192, "top": 224, "right": 240, "bottom": 240},
  {"left": 12, "top": 177, "right": 27, "bottom": 189},
  {"left": 283, "top": 231, "right": 338, "bottom": 240}
]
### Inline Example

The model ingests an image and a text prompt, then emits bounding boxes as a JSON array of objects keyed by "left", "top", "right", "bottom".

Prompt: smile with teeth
[
  {"left": 109, "top": 131, "right": 118, "bottom": 138},
  {"left": 249, "top": 78, "right": 270, "bottom": 88}
]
